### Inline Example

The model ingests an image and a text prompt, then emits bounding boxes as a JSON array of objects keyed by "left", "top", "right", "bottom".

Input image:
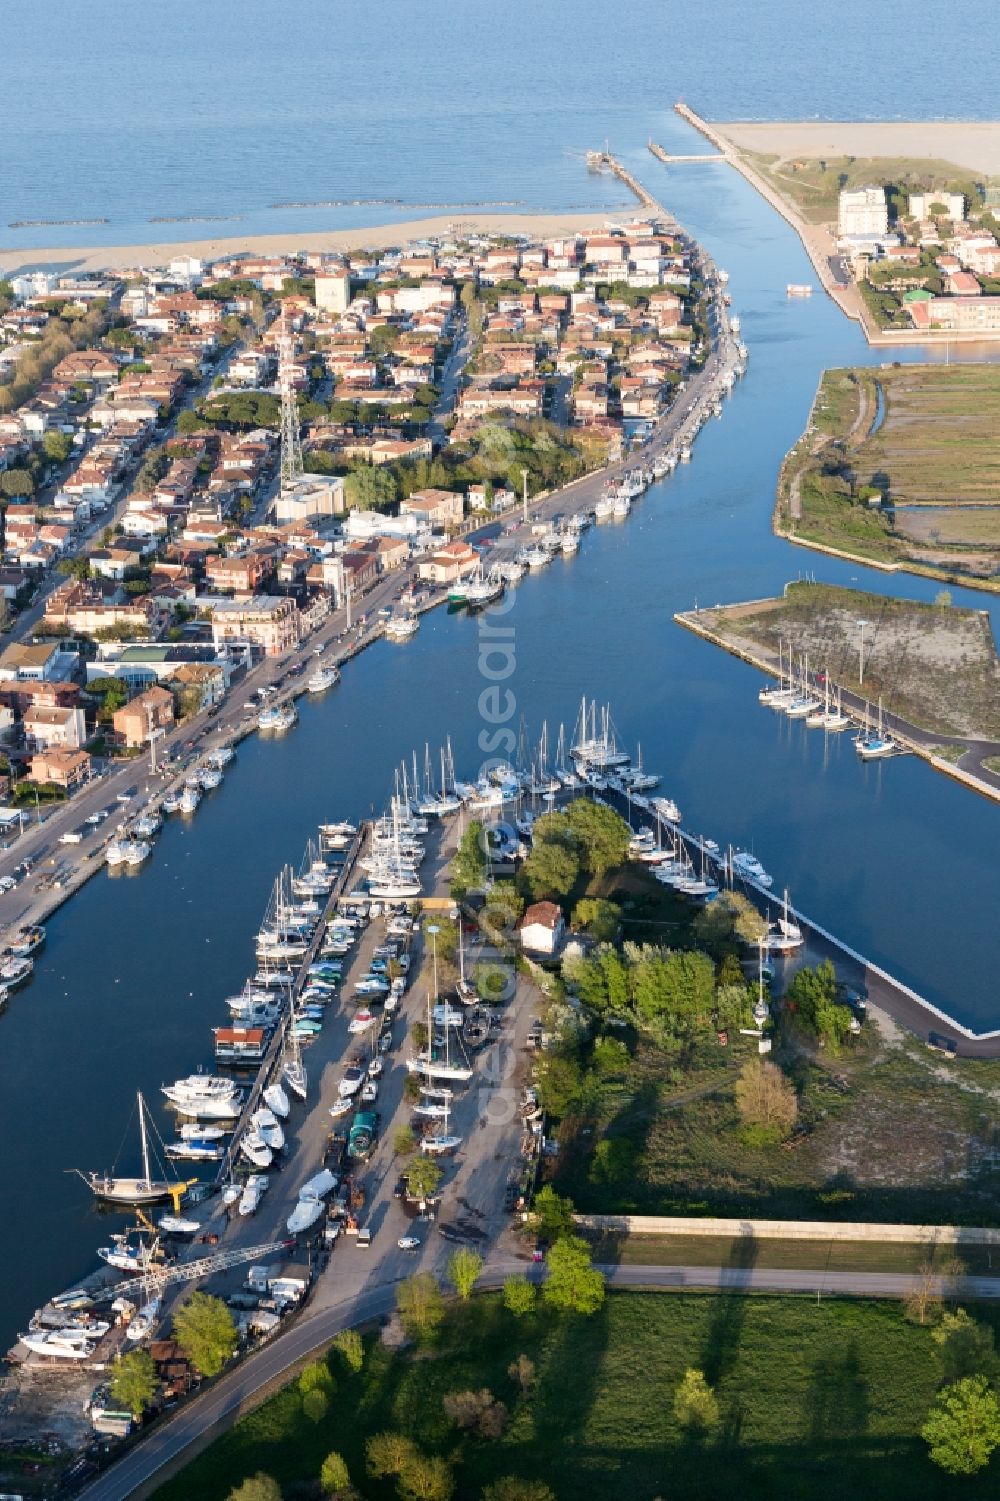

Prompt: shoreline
[
  {"left": 0, "top": 209, "right": 622, "bottom": 275},
  {"left": 676, "top": 106, "right": 1000, "bottom": 346}
]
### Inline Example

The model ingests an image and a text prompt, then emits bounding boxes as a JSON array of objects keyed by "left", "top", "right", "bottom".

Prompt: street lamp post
[
  {"left": 857, "top": 618, "right": 869, "bottom": 687},
  {"left": 426, "top": 922, "right": 440, "bottom": 1006},
  {"left": 521, "top": 468, "right": 529, "bottom": 525}
]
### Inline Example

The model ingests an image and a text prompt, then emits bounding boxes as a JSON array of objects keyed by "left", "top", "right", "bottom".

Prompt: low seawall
[{"left": 577, "top": 1213, "right": 1000, "bottom": 1245}]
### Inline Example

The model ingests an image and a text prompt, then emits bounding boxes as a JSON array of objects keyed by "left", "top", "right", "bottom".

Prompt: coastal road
[{"left": 78, "top": 1254, "right": 1000, "bottom": 1501}]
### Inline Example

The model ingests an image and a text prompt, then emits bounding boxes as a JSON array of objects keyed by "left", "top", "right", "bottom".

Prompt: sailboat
[
  {"left": 821, "top": 683, "right": 851, "bottom": 732},
  {"left": 74, "top": 1092, "right": 182, "bottom": 1206},
  {"left": 406, "top": 988, "right": 474, "bottom": 1083},
  {"left": 765, "top": 889, "right": 804, "bottom": 953},
  {"left": 282, "top": 1019, "right": 308, "bottom": 1101},
  {"left": 855, "top": 696, "right": 898, "bottom": 759}
]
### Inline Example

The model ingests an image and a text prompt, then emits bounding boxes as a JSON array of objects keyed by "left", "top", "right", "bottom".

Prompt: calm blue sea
[{"left": 2, "top": 0, "right": 998, "bottom": 250}]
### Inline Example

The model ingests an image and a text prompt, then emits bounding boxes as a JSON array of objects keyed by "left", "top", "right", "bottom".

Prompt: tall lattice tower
[{"left": 278, "top": 318, "right": 303, "bottom": 491}]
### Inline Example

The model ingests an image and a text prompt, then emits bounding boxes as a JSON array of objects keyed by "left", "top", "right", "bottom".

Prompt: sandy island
[
  {"left": 0, "top": 210, "right": 623, "bottom": 276},
  {"left": 709, "top": 120, "right": 1000, "bottom": 177}
]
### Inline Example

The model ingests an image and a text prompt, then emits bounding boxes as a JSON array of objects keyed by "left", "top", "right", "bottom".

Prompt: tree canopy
[
  {"left": 542, "top": 1235, "right": 605, "bottom": 1315},
  {"left": 922, "top": 1375, "right": 1000, "bottom": 1476},
  {"left": 396, "top": 1272, "right": 446, "bottom": 1342},
  {"left": 786, "top": 959, "right": 853, "bottom": 1051},
  {"left": 110, "top": 1348, "right": 158, "bottom": 1418},
  {"left": 173, "top": 1291, "right": 238, "bottom": 1377}
]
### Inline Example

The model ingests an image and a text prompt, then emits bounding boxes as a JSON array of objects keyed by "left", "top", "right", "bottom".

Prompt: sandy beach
[
  {"left": 709, "top": 120, "right": 1000, "bottom": 175},
  {"left": 0, "top": 209, "right": 621, "bottom": 276}
]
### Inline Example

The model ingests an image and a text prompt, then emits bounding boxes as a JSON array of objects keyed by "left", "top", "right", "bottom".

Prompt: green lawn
[{"left": 155, "top": 1292, "right": 1000, "bottom": 1500}]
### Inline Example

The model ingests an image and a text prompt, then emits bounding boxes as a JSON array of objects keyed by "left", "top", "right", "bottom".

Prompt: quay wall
[
  {"left": 674, "top": 607, "right": 1000, "bottom": 811},
  {"left": 577, "top": 1214, "right": 1000, "bottom": 1245}
]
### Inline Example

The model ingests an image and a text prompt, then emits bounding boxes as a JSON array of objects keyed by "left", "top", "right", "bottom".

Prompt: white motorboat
[
  {"left": 163, "top": 1074, "right": 240, "bottom": 1106},
  {"left": 730, "top": 850, "right": 774, "bottom": 888},
  {"left": 0, "top": 954, "right": 33, "bottom": 988},
  {"left": 307, "top": 666, "right": 340, "bottom": 693},
  {"left": 594, "top": 493, "right": 616, "bottom": 520},
  {"left": 179, "top": 1122, "right": 226, "bottom": 1141},
  {"left": 263, "top": 1082, "right": 290, "bottom": 1118},
  {"left": 524, "top": 545, "right": 550, "bottom": 569},
  {"left": 287, "top": 1198, "right": 325, "bottom": 1235},
  {"left": 208, "top": 746, "right": 235, "bottom": 768},
  {"left": 240, "top": 1132, "right": 273, "bottom": 1169},
  {"left": 348, "top": 1008, "right": 376, "bottom": 1034},
  {"left": 124, "top": 1298, "right": 161, "bottom": 1344},
  {"left": 239, "top": 1176, "right": 267, "bottom": 1216},
  {"left": 166, "top": 1138, "right": 223, "bottom": 1161},
  {"left": 198, "top": 766, "right": 223, "bottom": 791},
  {"left": 20, "top": 1328, "right": 97, "bottom": 1360},
  {"left": 299, "top": 1168, "right": 338, "bottom": 1201},
  {"left": 405, "top": 1056, "right": 473, "bottom": 1083},
  {"left": 412, "top": 1102, "right": 451, "bottom": 1119},
  {"left": 159, "top": 1214, "right": 199, "bottom": 1235}
]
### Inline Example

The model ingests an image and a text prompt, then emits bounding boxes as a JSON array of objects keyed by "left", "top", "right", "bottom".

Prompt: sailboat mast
[{"left": 138, "top": 1092, "right": 151, "bottom": 1185}]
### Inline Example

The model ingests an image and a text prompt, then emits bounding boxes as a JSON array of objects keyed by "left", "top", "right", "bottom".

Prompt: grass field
[
  {"left": 154, "top": 1292, "right": 1000, "bottom": 1501},
  {"left": 743, "top": 151, "right": 978, "bottom": 225},
  {"left": 587, "top": 1233, "right": 1000, "bottom": 1275},
  {"left": 698, "top": 581, "right": 1000, "bottom": 740},
  {"left": 553, "top": 1000, "right": 1000, "bottom": 1227},
  {"left": 780, "top": 365, "right": 1000, "bottom": 587}
]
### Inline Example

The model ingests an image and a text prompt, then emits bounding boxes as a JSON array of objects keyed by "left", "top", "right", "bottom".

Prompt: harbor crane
[{"left": 92, "top": 1237, "right": 296, "bottom": 1304}]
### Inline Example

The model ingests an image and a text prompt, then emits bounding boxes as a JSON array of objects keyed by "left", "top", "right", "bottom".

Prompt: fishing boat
[
  {"left": 74, "top": 1092, "right": 181, "bottom": 1205},
  {"left": 198, "top": 766, "right": 223, "bottom": 791},
  {"left": 258, "top": 702, "right": 297, "bottom": 733},
  {"left": 307, "top": 666, "right": 340, "bottom": 693},
  {"left": 385, "top": 611, "right": 419, "bottom": 640},
  {"left": 10, "top": 924, "right": 45, "bottom": 957},
  {"left": 524, "top": 544, "right": 551, "bottom": 568},
  {"left": 464, "top": 564, "right": 505, "bottom": 610},
  {"left": 178, "top": 784, "right": 201, "bottom": 815},
  {"left": 0, "top": 954, "right": 33, "bottom": 988}
]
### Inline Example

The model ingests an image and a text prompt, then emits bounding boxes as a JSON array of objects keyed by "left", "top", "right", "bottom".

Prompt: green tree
[
  {"left": 303, "top": 1387, "right": 329, "bottom": 1422},
  {"left": 563, "top": 798, "right": 631, "bottom": 874},
  {"left": 299, "top": 1358, "right": 335, "bottom": 1398},
  {"left": 483, "top": 1481, "right": 555, "bottom": 1501},
  {"left": 42, "top": 428, "right": 73, "bottom": 464},
  {"left": 519, "top": 836, "right": 578, "bottom": 901},
  {"left": 933, "top": 1309, "right": 998, "bottom": 1384},
  {"left": 673, "top": 1367, "right": 720, "bottom": 1433},
  {"left": 396, "top": 1272, "right": 445, "bottom": 1342},
  {"left": 786, "top": 959, "right": 852, "bottom": 1051},
  {"left": 331, "top": 1328, "right": 364, "bottom": 1374},
  {"left": 0, "top": 469, "right": 33, "bottom": 497},
  {"left": 366, "top": 1431, "right": 419, "bottom": 1478},
  {"left": 532, "top": 1185, "right": 576, "bottom": 1241},
  {"left": 542, "top": 1235, "right": 605, "bottom": 1315},
  {"left": 450, "top": 820, "right": 487, "bottom": 898},
  {"left": 226, "top": 1475, "right": 282, "bottom": 1501},
  {"left": 503, "top": 1275, "right": 537, "bottom": 1317},
  {"left": 406, "top": 1155, "right": 443, "bottom": 1201},
  {"left": 922, "top": 1375, "right": 1000, "bottom": 1476},
  {"left": 448, "top": 1246, "right": 484, "bottom": 1300},
  {"left": 345, "top": 464, "right": 397, "bottom": 512},
  {"left": 320, "top": 1451, "right": 351, "bottom": 1494},
  {"left": 571, "top": 897, "right": 621, "bottom": 942},
  {"left": 394, "top": 1123, "right": 417, "bottom": 1156},
  {"left": 172, "top": 1291, "right": 238, "bottom": 1377},
  {"left": 110, "top": 1348, "right": 158, "bottom": 1418},
  {"left": 693, "top": 891, "right": 767, "bottom": 958},
  {"left": 58, "top": 555, "right": 92, "bottom": 581},
  {"left": 399, "top": 1454, "right": 454, "bottom": 1501}
]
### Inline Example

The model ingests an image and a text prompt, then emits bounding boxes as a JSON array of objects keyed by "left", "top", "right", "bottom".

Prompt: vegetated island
[
  {"left": 683, "top": 581, "right": 1000, "bottom": 753},
  {"left": 776, "top": 364, "right": 1000, "bottom": 591}
]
